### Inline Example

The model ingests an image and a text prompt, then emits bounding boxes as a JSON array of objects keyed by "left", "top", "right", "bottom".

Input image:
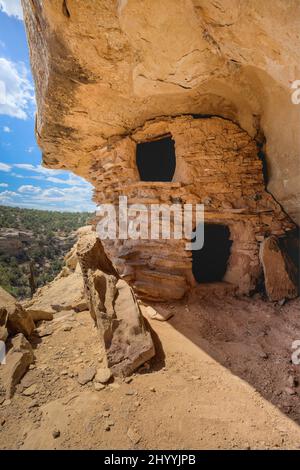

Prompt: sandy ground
[{"left": 1, "top": 290, "right": 300, "bottom": 450}]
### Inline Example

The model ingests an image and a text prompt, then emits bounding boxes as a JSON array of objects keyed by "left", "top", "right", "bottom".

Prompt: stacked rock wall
[{"left": 89, "top": 116, "right": 295, "bottom": 301}]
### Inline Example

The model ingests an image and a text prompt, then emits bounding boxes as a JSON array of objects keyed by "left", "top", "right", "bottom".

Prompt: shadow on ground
[{"left": 151, "top": 288, "right": 300, "bottom": 426}]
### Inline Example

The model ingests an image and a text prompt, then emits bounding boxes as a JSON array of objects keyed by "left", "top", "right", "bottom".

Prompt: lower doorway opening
[{"left": 192, "top": 223, "right": 232, "bottom": 283}]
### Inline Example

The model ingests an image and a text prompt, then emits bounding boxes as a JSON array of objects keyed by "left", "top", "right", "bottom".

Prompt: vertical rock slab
[
  {"left": 260, "top": 236, "right": 298, "bottom": 301},
  {"left": 77, "top": 232, "right": 155, "bottom": 376}
]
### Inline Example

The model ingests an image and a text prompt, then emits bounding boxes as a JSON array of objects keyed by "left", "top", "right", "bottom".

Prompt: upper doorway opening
[
  {"left": 192, "top": 223, "right": 232, "bottom": 283},
  {"left": 136, "top": 136, "right": 176, "bottom": 182}
]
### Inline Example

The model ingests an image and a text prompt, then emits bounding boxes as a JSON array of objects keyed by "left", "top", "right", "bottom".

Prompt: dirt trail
[{"left": 1, "top": 295, "right": 300, "bottom": 450}]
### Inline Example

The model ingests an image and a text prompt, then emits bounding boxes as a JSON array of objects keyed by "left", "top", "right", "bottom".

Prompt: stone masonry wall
[{"left": 87, "top": 116, "right": 295, "bottom": 301}]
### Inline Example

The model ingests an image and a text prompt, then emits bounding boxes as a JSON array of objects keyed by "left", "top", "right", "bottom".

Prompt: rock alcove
[
  {"left": 90, "top": 115, "right": 297, "bottom": 302},
  {"left": 19, "top": 0, "right": 300, "bottom": 376},
  {"left": 21, "top": 0, "right": 300, "bottom": 226}
]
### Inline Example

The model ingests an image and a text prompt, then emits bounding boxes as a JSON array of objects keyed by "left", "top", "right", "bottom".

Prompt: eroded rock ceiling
[{"left": 22, "top": 0, "right": 300, "bottom": 223}]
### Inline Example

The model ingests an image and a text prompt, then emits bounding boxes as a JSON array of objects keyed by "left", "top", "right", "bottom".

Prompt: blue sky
[{"left": 0, "top": 0, "right": 96, "bottom": 212}]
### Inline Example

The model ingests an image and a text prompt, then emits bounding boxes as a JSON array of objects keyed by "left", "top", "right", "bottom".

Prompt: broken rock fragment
[
  {"left": 0, "top": 333, "right": 34, "bottom": 398},
  {"left": 259, "top": 236, "right": 298, "bottom": 301},
  {"left": 23, "top": 271, "right": 86, "bottom": 322},
  {"left": 95, "top": 367, "right": 112, "bottom": 384},
  {"left": 140, "top": 304, "right": 173, "bottom": 322},
  {"left": 77, "top": 366, "right": 96, "bottom": 385},
  {"left": 0, "top": 287, "right": 35, "bottom": 338},
  {"left": 127, "top": 426, "right": 141, "bottom": 445},
  {"left": 77, "top": 232, "right": 155, "bottom": 377}
]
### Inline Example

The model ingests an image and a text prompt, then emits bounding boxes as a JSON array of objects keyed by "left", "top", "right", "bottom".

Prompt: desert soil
[{"left": 1, "top": 290, "right": 300, "bottom": 450}]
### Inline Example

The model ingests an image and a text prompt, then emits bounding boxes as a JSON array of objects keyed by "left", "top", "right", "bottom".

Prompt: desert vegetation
[{"left": 0, "top": 206, "right": 93, "bottom": 298}]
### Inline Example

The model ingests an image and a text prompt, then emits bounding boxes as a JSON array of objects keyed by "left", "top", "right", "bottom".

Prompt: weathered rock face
[
  {"left": 21, "top": 227, "right": 93, "bottom": 320},
  {"left": 0, "top": 334, "right": 34, "bottom": 398},
  {"left": 76, "top": 231, "right": 155, "bottom": 376},
  {"left": 22, "top": 0, "right": 300, "bottom": 225},
  {"left": 23, "top": 270, "right": 87, "bottom": 321},
  {"left": 0, "top": 287, "right": 35, "bottom": 338},
  {"left": 260, "top": 236, "right": 299, "bottom": 301}
]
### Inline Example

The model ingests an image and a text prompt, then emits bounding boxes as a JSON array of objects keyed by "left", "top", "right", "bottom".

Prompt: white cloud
[
  {"left": 0, "top": 190, "right": 19, "bottom": 202},
  {"left": 41, "top": 188, "right": 65, "bottom": 199},
  {"left": 1, "top": 190, "right": 18, "bottom": 196},
  {"left": 18, "top": 185, "right": 42, "bottom": 194},
  {"left": 0, "top": 162, "right": 11, "bottom": 172},
  {"left": 0, "top": 183, "right": 8, "bottom": 187},
  {"left": 13, "top": 163, "right": 91, "bottom": 187},
  {"left": 1, "top": 161, "right": 96, "bottom": 211},
  {"left": 0, "top": 185, "right": 96, "bottom": 211},
  {"left": 14, "top": 163, "right": 62, "bottom": 176},
  {"left": 24, "top": 184, "right": 94, "bottom": 210},
  {"left": 4, "top": 200, "right": 96, "bottom": 212},
  {"left": 46, "top": 175, "right": 90, "bottom": 187},
  {"left": 0, "top": 0, "right": 23, "bottom": 20},
  {"left": 26, "top": 146, "right": 34, "bottom": 153},
  {"left": 0, "top": 195, "right": 10, "bottom": 203},
  {"left": 3, "top": 125, "right": 11, "bottom": 132},
  {"left": 0, "top": 58, "right": 35, "bottom": 119},
  {"left": 39, "top": 186, "right": 92, "bottom": 202}
]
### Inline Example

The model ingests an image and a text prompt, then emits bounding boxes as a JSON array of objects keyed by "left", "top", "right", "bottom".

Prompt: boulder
[
  {"left": 77, "top": 232, "right": 155, "bottom": 377},
  {"left": 0, "top": 334, "right": 34, "bottom": 398},
  {"left": 260, "top": 236, "right": 299, "bottom": 301},
  {"left": 140, "top": 304, "right": 173, "bottom": 322},
  {"left": 94, "top": 367, "right": 112, "bottom": 384},
  {"left": 0, "top": 287, "right": 35, "bottom": 338},
  {"left": 77, "top": 366, "right": 96, "bottom": 385},
  {"left": 22, "top": 227, "right": 93, "bottom": 321},
  {"left": 23, "top": 271, "right": 87, "bottom": 321}
]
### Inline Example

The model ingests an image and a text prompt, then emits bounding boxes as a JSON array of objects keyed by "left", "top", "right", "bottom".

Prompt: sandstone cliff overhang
[{"left": 22, "top": 0, "right": 300, "bottom": 224}]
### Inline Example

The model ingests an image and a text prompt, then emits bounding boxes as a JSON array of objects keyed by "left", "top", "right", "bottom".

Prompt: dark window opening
[
  {"left": 136, "top": 136, "right": 176, "bottom": 182},
  {"left": 192, "top": 224, "right": 232, "bottom": 283}
]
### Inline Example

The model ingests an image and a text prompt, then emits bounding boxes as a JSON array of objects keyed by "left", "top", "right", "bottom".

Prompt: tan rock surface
[
  {"left": 21, "top": 228, "right": 95, "bottom": 322},
  {"left": 64, "top": 225, "right": 93, "bottom": 272},
  {"left": 260, "top": 236, "right": 299, "bottom": 301},
  {"left": 1, "top": 298, "right": 300, "bottom": 449},
  {"left": 23, "top": 271, "right": 87, "bottom": 321}
]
